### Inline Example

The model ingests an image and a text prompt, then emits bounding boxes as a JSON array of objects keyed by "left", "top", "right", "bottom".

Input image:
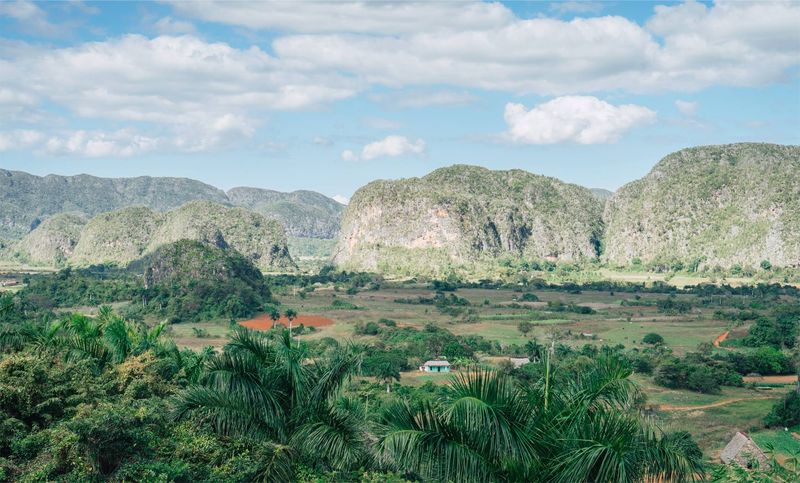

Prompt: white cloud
[
  {"left": 2, "top": 1, "right": 798, "bottom": 158},
  {"left": 675, "top": 100, "right": 697, "bottom": 117},
  {"left": 0, "top": 118, "right": 254, "bottom": 157},
  {"left": 341, "top": 135, "right": 426, "bottom": 161},
  {"left": 504, "top": 96, "right": 656, "bottom": 145},
  {"left": 173, "top": 113, "right": 256, "bottom": 152},
  {"left": 332, "top": 195, "right": 349, "bottom": 205},
  {"left": 154, "top": 16, "right": 196, "bottom": 35},
  {"left": 340, "top": 149, "right": 358, "bottom": 162},
  {"left": 0, "top": 129, "right": 44, "bottom": 151},
  {"left": 362, "top": 135, "right": 426, "bottom": 161},
  {"left": 43, "top": 129, "right": 160, "bottom": 157},
  {"left": 0, "top": 0, "right": 59, "bottom": 34},
  {"left": 170, "top": 1, "right": 514, "bottom": 34},
  {"left": 271, "top": 1, "right": 800, "bottom": 94},
  {"left": 0, "top": 35, "right": 357, "bottom": 152},
  {"left": 25, "top": 35, "right": 356, "bottom": 121}
]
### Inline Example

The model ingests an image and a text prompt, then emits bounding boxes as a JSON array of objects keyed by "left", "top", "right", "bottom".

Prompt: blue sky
[{"left": 0, "top": 1, "right": 798, "bottom": 202}]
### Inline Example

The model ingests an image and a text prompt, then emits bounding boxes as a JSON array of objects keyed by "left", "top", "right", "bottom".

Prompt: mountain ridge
[{"left": 0, "top": 169, "right": 343, "bottom": 240}]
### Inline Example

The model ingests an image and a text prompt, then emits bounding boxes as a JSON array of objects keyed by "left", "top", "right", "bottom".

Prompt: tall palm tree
[
  {"left": 284, "top": 308, "right": 297, "bottom": 338},
  {"left": 172, "top": 327, "right": 369, "bottom": 476},
  {"left": 377, "top": 356, "right": 704, "bottom": 482}
]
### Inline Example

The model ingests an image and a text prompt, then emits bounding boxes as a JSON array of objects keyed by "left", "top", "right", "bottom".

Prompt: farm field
[
  {"left": 158, "top": 281, "right": 800, "bottom": 463},
  {"left": 634, "top": 375, "right": 799, "bottom": 459},
  {"left": 217, "top": 285, "right": 734, "bottom": 354}
]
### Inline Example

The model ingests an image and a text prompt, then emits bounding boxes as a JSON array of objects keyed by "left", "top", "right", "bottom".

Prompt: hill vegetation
[
  {"left": 128, "top": 240, "right": 274, "bottom": 323},
  {"left": 334, "top": 165, "right": 604, "bottom": 277},
  {"left": 0, "top": 170, "right": 227, "bottom": 240},
  {"left": 23, "top": 201, "right": 294, "bottom": 271},
  {"left": 7, "top": 213, "right": 87, "bottom": 266},
  {"left": 227, "top": 187, "right": 344, "bottom": 238},
  {"left": 603, "top": 143, "right": 800, "bottom": 270},
  {"left": 332, "top": 144, "right": 798, "bottom": 278}
]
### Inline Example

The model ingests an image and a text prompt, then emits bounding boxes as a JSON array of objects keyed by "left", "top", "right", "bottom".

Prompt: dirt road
[{"left": 657, "top": 396, "right": 774, "bottom": 411}]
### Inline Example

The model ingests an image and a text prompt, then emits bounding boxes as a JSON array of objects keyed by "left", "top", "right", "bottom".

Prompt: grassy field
[
  {"left": 156, "top": 282, "right": 790, "bottom": 461},
  {"left": 170, "top": 285, "right": 735, "bottom": 356},
  {"left": 256, "top": 286, "right": 731, "bottom": 355},
  {"left": 632, "top": 375, "right": 798, "bottom": 461},
  {"left": 752, "top": 426, "right": 800, "bottom": 465}
]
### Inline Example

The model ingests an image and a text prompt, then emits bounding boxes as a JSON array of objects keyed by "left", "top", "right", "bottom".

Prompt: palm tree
[
  {"left": 284, "top": 308, "right": 297, "bottom": 339},
  {"left": 374, "top": 361, "right": 401, "bottom": 393},
  {"left": 268, "top": 307, "right": 281, "bottom": 330},
  {"left": 15, "top": 311, "right": 170, "bottom": 368},
  {"left": 172, "top": 327, "right": 368, "bottom": 477},
  {"left": 376, "top": 356, "right": 704, "bottom": 482}
]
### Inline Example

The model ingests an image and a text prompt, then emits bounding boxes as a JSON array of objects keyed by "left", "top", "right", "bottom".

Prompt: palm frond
[
  {"left": 225, "top": 327, "right": 278, "bottom": 364},
  {"left": 291, "top": 401, "right": 369, "bottom": 470},
  {"left": 445, "top": 369, "right": 537, "bottom": 465},
  {"left": 378, "top": 401, "right": 494, "bottom": 483},
  {"left": 103, "top": 316, "right": 132, "bottom": 363},
  {"left": 172, "top": 385, "right": 279, "bottom": 441}
]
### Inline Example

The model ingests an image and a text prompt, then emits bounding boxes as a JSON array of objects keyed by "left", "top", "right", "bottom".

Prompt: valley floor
[{"left": 163, "top": 283, "right": 800, "bottom": 464}]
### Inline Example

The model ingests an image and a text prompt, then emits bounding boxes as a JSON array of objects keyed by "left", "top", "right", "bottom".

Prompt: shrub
[
  {"left": 764, "top": 391, "right": 800, "bottom": 428},
  {"left": 354, "top": 322, "right": 381, "bottom": 336},
  {"left": 642, "top": 333, "right": 664, "bottom": 345}
]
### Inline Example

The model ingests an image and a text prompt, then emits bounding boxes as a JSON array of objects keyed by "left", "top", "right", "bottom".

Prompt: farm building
[
  {"left": 420, "top": 360, "right": 451, "bottom": 373},
  {"left": 720, "top": 432, "right": 770, "bottom": 470}
]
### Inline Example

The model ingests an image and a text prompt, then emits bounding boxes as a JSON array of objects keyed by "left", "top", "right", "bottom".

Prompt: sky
[{"left": 0, "top": 1, "right": 798, "bottom": 203}]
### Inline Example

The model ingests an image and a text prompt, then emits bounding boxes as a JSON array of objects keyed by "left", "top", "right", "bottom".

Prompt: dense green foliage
[
  {"left": 128, "top": 240, "right": 274, "bottom": 323},
  {"left": 18, "top": 267, "right": 140, "bottom": 309},
  {"left": 1, "top": 264, "right": 797, "bottom": 480},
  {"left": 764, "top": 391, "right": 800, "bottom": 428},
  {"left": 377, "top": 358, "right": 704, "bottom": 482},
  {"left": 743, "top": 306, "right": 800, "bottom": 349}
]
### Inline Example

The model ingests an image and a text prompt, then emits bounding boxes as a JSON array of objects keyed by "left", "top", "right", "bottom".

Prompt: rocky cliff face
[
  {"left": 64, "top": 201, "right": 294, "bottom": 271},
  {"left": 602, "top": 143, "right": 800, "bottom": 269},
  {"left": 333, "top": 165, "right": 603, "bottom": 277}
]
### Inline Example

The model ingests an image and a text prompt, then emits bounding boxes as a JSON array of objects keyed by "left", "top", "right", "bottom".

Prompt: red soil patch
[
  {"left": 713, "top": 330, "right": 729, "bottom": 348},
  {"left": 239, "top": 314, "right": 334, "bottom": 330}
]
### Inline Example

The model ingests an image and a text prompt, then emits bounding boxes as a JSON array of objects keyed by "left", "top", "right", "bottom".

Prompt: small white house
[{"left": 420, "top": 360, "right": 451, "bottom": 373}]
